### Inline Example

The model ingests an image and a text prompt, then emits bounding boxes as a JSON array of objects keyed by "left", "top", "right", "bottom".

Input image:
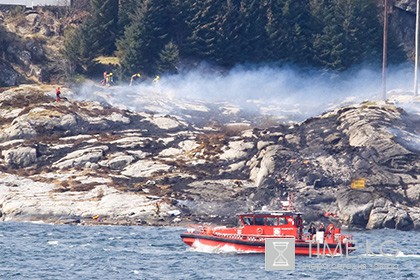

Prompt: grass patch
[{"left": 95, "top": 56, "right": 120, "bottom": 66}]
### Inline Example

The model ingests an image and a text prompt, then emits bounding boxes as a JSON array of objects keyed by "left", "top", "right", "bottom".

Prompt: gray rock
[
  {"left": 0, "top": 120, "right": 37, "bottom": 141},
  {"left": 366, "top": 209, "right": 387, "bottom": 229},
  {"left": 106, "top": 155, "right": 135, "bottom": 170},
  {"left": 53, "top": 145, "right": 109, "bottom": 169},
  {"left": 336, "top": 190, "right": 373, "bottom": 228},
  {"left": 0, "top": 60, "right": 19, "bottom": 87},
  {"left": 0, "top": 87, "right": 418, "bottom": 230},
  {"left": 2, "top": 146, "right": 37, "bottom": 167},
  {"left": 250, "top": 145, "right": 279, "bottom": 186},
  {"left": 395, "top": 210, "right": 414, "bottom": 231}
]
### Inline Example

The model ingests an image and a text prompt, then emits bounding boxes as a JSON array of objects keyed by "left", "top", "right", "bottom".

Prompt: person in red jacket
[{"left": 56, "top": 87, "right": 61, "bottom": 102}]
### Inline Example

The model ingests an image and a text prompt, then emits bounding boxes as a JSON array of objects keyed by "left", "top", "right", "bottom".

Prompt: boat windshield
[
  {"left": 279, "top": 217, "right": 288, "bottom": 225},
  {"left": 266, "top": 217, "right": 278, "bottom": 226},
  {"left": 243, "top": 217, "right": 253, "bottom": 225},
  {"left": 255, "top": 217, "right": 265, "bottom": 225},
  {"left": 241, "top": 215, "right": 290, "bottom": 226}
]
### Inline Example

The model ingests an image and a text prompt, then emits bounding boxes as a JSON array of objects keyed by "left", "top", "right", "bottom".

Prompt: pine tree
[
  {"left": 158, "top": 41, "right": 180, "bottom": 74},
  {"left": 88, "top": 0, "right": 119, "bottom": 55},
  {"left": 117, "top": 0, "right": 173, "bottom": 76},
  {"left": 266, "top": 0, "right": 286, "bottom": 61},
  {"left": 0, "top": 25, "right": 10, "bottom": 56},
  {"left": 170, "top": 0, "right": 193, "bottom": 50},
  {"left": 63, "top": 17, "right": 101, "bottom": 72},
  {"left": 118, "top": 0, "right": 137, "bottom": 36},
  {"left": 217, "top": 0, "right": 243, "bottom": 66},
  {"left": 184, "top": 0, "right": 222, "bottom": 63},
  {"left": 312, "top": 0, "right": 386, "bottom": 70},
  {"left": 141, "top": 0, "right": 173, "bottom": 74},
  {"left": 244, "top": 0, "right": 270, "bottom": 63},
  {"left": 116, "top": 19, "right": 144, "bottom": 76},
  {"left": 278, "top": 0, "right": 314, "bottom": 65},
  {"left": 311, "top": 0, "right": 346, "bottom": 69}
]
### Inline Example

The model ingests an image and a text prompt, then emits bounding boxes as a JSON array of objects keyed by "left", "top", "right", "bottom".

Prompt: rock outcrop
[{"left": 0, "top": 85, "right": 419, "bottom": 230}]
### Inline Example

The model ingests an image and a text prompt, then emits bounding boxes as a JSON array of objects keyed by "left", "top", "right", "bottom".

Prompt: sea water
[{"left": 0, "top": 222, "right": 418, "bottom": 279}]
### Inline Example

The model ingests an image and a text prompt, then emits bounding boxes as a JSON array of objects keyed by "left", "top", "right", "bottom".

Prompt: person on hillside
[
  {"left": 55, "top": 87, "right": 61, "bottom": 102},
  {"left": 106, "top": 72, "right": 114, "bottom": 87},
  {"left": 130, "top": 73, "right": 141, "bottom": 86},
  {"left": 153, "top": 75, "right": 160, "bottom": 84},
  {"left": 101, "top": 71, "right": 108, "bottom": 86}
]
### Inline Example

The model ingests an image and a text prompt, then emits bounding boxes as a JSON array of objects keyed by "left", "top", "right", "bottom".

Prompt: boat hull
[{"left": 181, "top": 233, "right": 355, "bottom": 256}]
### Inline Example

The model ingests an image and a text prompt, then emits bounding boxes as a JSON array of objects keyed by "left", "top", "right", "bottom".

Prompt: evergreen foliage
[
  {"left": 118, "top": 0, "right": 137, "bottom": 36},
  {"left": 64, "top": 0, "right": 407, "bottom": 78},
  {"left": 0, "top": 25, "right": 10, "bottom": 55},
  {"left": 117, "top": 0, "right": 173, "bottom": 76},
  {"left": 88, "top": 0, "right": 119, "bottom": 55},
  {"left": 116, "top": 18, "right": 144, "bottom": 76},
  {"left": 158, "top": 41, "right": 180, "bottom": 74},
  {"left": 184, "top": 0, "right": 221, "bottom": 63},
  {"left": 63, "top": 18, "right": 101, "bottom": 72}
]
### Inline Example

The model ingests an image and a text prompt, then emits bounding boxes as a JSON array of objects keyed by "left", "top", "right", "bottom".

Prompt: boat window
[
  {"left": 243, "top": 217, "right": 253, "bottom": 225},
  {"left": 266, "top": 217, "right": 278, "bottom": 226},
  {"left": 279, "top": 217, "right": 288, "bottom": 225},
  {"left": 255, "top": 217, "right": 265, "bottom": 226}
]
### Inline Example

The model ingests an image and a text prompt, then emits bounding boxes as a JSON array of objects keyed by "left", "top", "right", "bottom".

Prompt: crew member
[
  {"left": 308, "top": 223, "right": 316, "bottom": 239},
  {"left": 153, "top": 75, "right": 160, "bottom": 84},
  {"left": 318, "top": 223, "right": 325, "bottom": 232},
  {"left": 130, "top": 73, "right": 141, "bottom": 86},
  {"left": 106, "top": 72, "right": 113, "bottom": 87},
  {"left": 55, "top": 87, "right": 61, "bottom": 102},
  {"left": 102, "top": 71, "right": 108, "bottom": 86},
  {"left": 326, "top": 224, "right": 335, "bottom": 238},
  {"left": 295, "top": 214, "right": 304, "bottom": 240}
]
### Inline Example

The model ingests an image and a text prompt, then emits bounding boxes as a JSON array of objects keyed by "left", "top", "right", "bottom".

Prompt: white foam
[
  {"left": 188, "top": 239, "right": 260, "bottom": 254},
  {"left": 396, "top": 251, "right": 420, "bottom": 258},
  {"left": 360, "top": 251, "right": 420, "bottom": 258}
]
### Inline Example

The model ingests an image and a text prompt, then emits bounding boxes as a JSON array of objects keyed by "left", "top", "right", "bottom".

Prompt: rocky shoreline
[{"left": 0, "top": 85, "right": 419, "bottom": 230}]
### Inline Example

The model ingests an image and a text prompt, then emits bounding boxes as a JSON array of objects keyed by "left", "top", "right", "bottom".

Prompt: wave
[
  {"left": 187, "top": 240, "right": 259, "bottom": 254},
  {"left": 359, "top": 251, "right": 420, "bottom": 258},
  {"left": 395, "top": 251, "right": 420, "bottom": 258}
]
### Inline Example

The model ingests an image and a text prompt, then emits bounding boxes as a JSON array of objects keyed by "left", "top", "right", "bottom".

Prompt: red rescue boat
[{"left": 181, "top": 196, "right": 355, "bottom": 256}]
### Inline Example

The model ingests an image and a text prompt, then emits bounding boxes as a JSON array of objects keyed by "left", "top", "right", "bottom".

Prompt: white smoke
[{"left": 71, "top": 63, "right": 419, "bottom": 122}]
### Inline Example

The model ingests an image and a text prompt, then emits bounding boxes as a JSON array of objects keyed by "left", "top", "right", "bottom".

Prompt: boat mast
[
  {"left": 415, "top": 0, "right": 420, "bottom": 96},
  {"left": 382, "top": 0, "right": 388, "bottom": 100},
  {"left": 288, "top": 192, "right": 293, "bottom": 210}
]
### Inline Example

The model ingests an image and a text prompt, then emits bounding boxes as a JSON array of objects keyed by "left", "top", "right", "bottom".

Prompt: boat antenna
[
  {"left": 415, "top": 0, "right": 420, "bottom": 96},
  {"left": 280, "top": 191, "right": 294, "bottom": 211},
  {"left": 288, "top": 192, "right": 294, "bottom": 211},
  {"left": 382, "top": 0, "right": 388, "bottom": 100}
]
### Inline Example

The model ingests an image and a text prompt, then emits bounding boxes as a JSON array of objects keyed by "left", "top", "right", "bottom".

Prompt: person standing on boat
[
  {"left": 295, "top": 214, "right": 304, "bottom": 240},
  {"left": 308, "top": 223, "right": 316, "bottom": 239},
  {"left": 318, "top": 223, "right": 326, "bottom": 232}
]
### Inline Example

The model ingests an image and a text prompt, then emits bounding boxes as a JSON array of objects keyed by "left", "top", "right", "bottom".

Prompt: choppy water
[{"left": 0, "top": 222, "right": 419, "bottom": 279}]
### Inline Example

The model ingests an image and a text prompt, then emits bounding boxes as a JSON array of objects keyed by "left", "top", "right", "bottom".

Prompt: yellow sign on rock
[{"left": 351, "top": 178, "right": 366, "bottom": 189}]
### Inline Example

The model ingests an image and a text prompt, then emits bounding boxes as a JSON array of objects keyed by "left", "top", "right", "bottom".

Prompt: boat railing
[{"left": 212, "top": 231, "right": 296, "bottom": 240}]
